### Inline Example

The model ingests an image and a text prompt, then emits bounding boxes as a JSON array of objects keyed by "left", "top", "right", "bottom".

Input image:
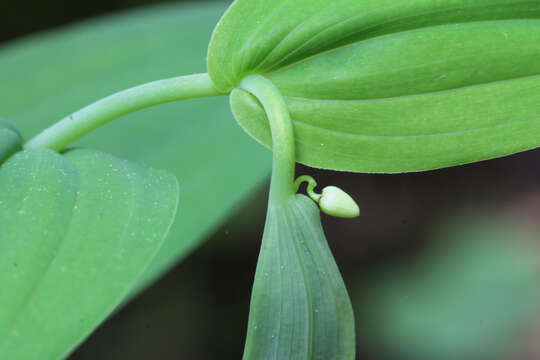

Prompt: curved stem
[
  {"left": 240, "top": 75, "right": 296, "bottom": 206},
  {"left": 25, "top": 73, "right": 223, "bottom": 151},
  {"left": 294, "top": 175, "right": 321, "bottom": 202}
]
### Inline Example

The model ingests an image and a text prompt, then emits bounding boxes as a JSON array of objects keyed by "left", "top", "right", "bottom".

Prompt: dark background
[
  {"left": 3, "top": 1, "right": 540, "bottom": 359},
  {"left": 0, "top": 0, "right": 209, "bottom": 43}
]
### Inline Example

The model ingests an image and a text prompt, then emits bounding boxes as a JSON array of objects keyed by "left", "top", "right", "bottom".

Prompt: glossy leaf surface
[
  {"left": 211, "top": 0, "right": 540, "bottom": 173},
  {"left": 0, "top": 2, "right": 271, "bottom": 291},
  {"left": 244, "top": 194, "right": 354, "bottom": 359},
  {"left": 0, "top": 148, "right": 178, "bottom": 359}
]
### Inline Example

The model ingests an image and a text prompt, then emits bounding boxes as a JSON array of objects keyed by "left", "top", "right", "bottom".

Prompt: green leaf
[
  {"left": 209, "top": 0, "right": 540, "bottom": 173},
  {"left": 0, "top": 148, "right": 178, "bottom": 359},
  {"left": 0, "top": 118, "right": 22, "bottom": 164},
  {"left": 0, "top": 2, "right": 271, "bottom": 289},
  {"left": 244, "top": 194, "right": 355, "bottom": 360}
]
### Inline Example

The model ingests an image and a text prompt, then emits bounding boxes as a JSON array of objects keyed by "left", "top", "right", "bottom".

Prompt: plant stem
[
  {"left": 294, "top": 175, "right": 321, "bottom": 202},
  {"left": 240, "top": 75, "right": 296, "bottom": 206},
  {"left": 25, "top": 73, "right": 223, "bottom": 151}
]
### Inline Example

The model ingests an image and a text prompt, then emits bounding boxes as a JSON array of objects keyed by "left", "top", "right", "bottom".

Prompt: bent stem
[
  {"left": 25, "top": 73, "right": 224, "bottom": 151},
  {"left": 240, "top": 75, "right": 296, "bottom": 206},
  {"left": 295, "top": 175, "right": 321, "bottom": 202}
]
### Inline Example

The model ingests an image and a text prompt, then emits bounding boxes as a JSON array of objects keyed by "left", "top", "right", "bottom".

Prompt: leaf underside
[
  {"left": 210, "top": 0, "right": 540, "bottom": 173},
  {"left": 0, "top": 4, "right": 273, "bottom": 356},
  {"left": 0, "top": 148, "right": 178, "bottom": 359},
  {"left": 0, "top": 2, "right": 271, "bottom": 292},
  {"left": 243, "top": 195, "right": 354, "bottom": 360}
]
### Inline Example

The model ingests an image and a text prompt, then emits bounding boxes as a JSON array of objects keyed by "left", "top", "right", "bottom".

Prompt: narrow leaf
[{"left": 244, "top": 195, "right": 354, "bottom": 360}]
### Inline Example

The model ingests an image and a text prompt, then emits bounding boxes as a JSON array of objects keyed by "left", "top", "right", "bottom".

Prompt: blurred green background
[{"left": 3, "top": 1, "right": 540, "bottom": 359}]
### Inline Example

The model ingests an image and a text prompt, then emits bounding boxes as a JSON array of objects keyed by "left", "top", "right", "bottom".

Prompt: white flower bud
[{"left": 319, "top": 186, "right": 360, "bottom": 218}]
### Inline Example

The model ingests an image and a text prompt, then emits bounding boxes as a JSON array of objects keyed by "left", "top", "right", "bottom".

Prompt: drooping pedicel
[{"left": 208, "top": 0, "right": 540, "bottom": 173}]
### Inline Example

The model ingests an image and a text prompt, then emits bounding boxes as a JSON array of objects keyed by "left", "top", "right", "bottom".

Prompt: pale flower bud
[{"left": 319, "top": 186, "right": 360, "bottom": 218}]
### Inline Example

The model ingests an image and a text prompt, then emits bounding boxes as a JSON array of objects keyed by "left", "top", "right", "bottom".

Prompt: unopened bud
[{"left": 319, "top": 186, "right": 360, "bottom": 218}]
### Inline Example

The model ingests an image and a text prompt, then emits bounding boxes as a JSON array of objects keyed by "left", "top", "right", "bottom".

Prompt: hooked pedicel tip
[{"left": 295, "top": 175, "right": 360, "bottom": 218}]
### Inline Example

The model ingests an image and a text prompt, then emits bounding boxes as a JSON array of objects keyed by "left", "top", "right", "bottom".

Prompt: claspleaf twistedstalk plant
[{"left": 1, "top": 0, "right": 539, "bottom": 358}]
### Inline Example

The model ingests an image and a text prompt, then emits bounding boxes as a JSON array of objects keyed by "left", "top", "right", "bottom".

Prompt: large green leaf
[
  {"left": 0, "top": 148, "right": 178, "bottom": 359},
  {"left": 209, "top": 0, "right": 540, "bottom": 173},
  {"left": 244, "top": 194, "right": 354, "bottom": 359},
  {"left": 0, "top": 2, "right": 271, "bottom": 290}
]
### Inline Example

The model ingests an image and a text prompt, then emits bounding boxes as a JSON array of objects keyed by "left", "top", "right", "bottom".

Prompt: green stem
[
  {"left": 240, "top": 75, "right": 296, "bottom": 206},
  {"left": 294, "top": 175, "right": 321, "bottom": 202},
  {"left": 25, "top": 73, "right": 223, "bottom": 151}
]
